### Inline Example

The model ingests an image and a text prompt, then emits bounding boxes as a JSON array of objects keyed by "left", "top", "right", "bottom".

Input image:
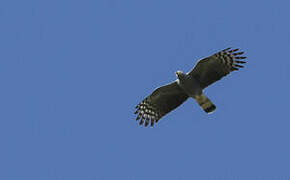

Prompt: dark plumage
[{"left": 135, "top": 47, "right": 246, "bottom": 127}]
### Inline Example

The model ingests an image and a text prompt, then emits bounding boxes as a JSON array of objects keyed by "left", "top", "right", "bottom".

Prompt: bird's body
[
  {"left": 176, "top": 71, "right": 216, "bottom": 113},
  {"left": 176, "top": 71, "right": 202, "bottom": 97},
  {"left": 135, "top": 47, "right": 246, "bottom": 127}
]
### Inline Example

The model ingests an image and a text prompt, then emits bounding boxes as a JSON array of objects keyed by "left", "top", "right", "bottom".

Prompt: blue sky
[{"left": 0, "top": 0, "right": 290, "bottom": 179}]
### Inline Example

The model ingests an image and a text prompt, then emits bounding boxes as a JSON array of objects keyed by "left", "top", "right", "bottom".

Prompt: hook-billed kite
[{"left": 134, "top": 47, "right": 246, "bottom": 127}]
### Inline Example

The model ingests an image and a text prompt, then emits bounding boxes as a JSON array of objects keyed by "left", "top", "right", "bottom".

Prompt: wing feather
[
  {"left": 188, "top": 47, "right": 246, "bottom": 88},
  {"left": 135, "top": 82, "right": 188, "bottom": 127}
]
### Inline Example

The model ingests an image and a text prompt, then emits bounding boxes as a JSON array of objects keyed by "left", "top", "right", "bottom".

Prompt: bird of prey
[{"left": 134, "top": 47, "right": 246, "bottom": 127}]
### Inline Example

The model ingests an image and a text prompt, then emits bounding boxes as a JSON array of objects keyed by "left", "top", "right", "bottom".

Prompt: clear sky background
[{"left": 0, "top": 0, "right": 290, "bottom": 179}]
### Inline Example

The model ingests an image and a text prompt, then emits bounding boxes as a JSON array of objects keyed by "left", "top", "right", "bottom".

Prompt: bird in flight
[{"left": 134, "top": 47, "right": 246, "bottom": 127}]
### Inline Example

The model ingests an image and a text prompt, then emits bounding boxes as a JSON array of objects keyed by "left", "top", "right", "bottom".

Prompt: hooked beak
[{"left": 175, "top": 71, "right": 182, "bottom": 76}]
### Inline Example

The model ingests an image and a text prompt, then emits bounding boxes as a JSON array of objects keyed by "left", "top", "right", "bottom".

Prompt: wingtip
[
  {"left": 223, "top": 47, "right": 232, "bottom": 51},
  {"left": 235, "top": 60, "right": 246, "bottom": 64},
  {"left": 234, "top": 64, "right": 244, "bottom": 68},
  {"left": 236, "top": 56, "right": 247, "bottom": 59},
  {"left": 150, "top": 120, "right": 155, "bottom": 127},
  {"left": 139, "top": 118, "right": 144, "bottom": 125}
]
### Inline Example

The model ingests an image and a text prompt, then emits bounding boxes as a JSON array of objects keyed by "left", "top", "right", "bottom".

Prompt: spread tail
[{"left": 195, "top": 93, "right": 216, "bottom": 113}]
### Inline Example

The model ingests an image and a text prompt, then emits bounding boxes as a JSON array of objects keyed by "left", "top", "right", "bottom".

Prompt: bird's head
[{"left": 175, "top": 70, "right": 185, "bottom": 79}]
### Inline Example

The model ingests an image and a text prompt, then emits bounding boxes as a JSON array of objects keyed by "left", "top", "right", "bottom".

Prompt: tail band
[{"left": 195, "top": 94, "right": 216, "bottom": 113}]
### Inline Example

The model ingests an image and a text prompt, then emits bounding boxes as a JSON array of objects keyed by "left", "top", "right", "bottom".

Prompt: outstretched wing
[
  {"left": 135, "top": 82, "right": 188, "bottom": 127},
  {"left": 188, "top": 47, "right": 247, "bottom": 89}
]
